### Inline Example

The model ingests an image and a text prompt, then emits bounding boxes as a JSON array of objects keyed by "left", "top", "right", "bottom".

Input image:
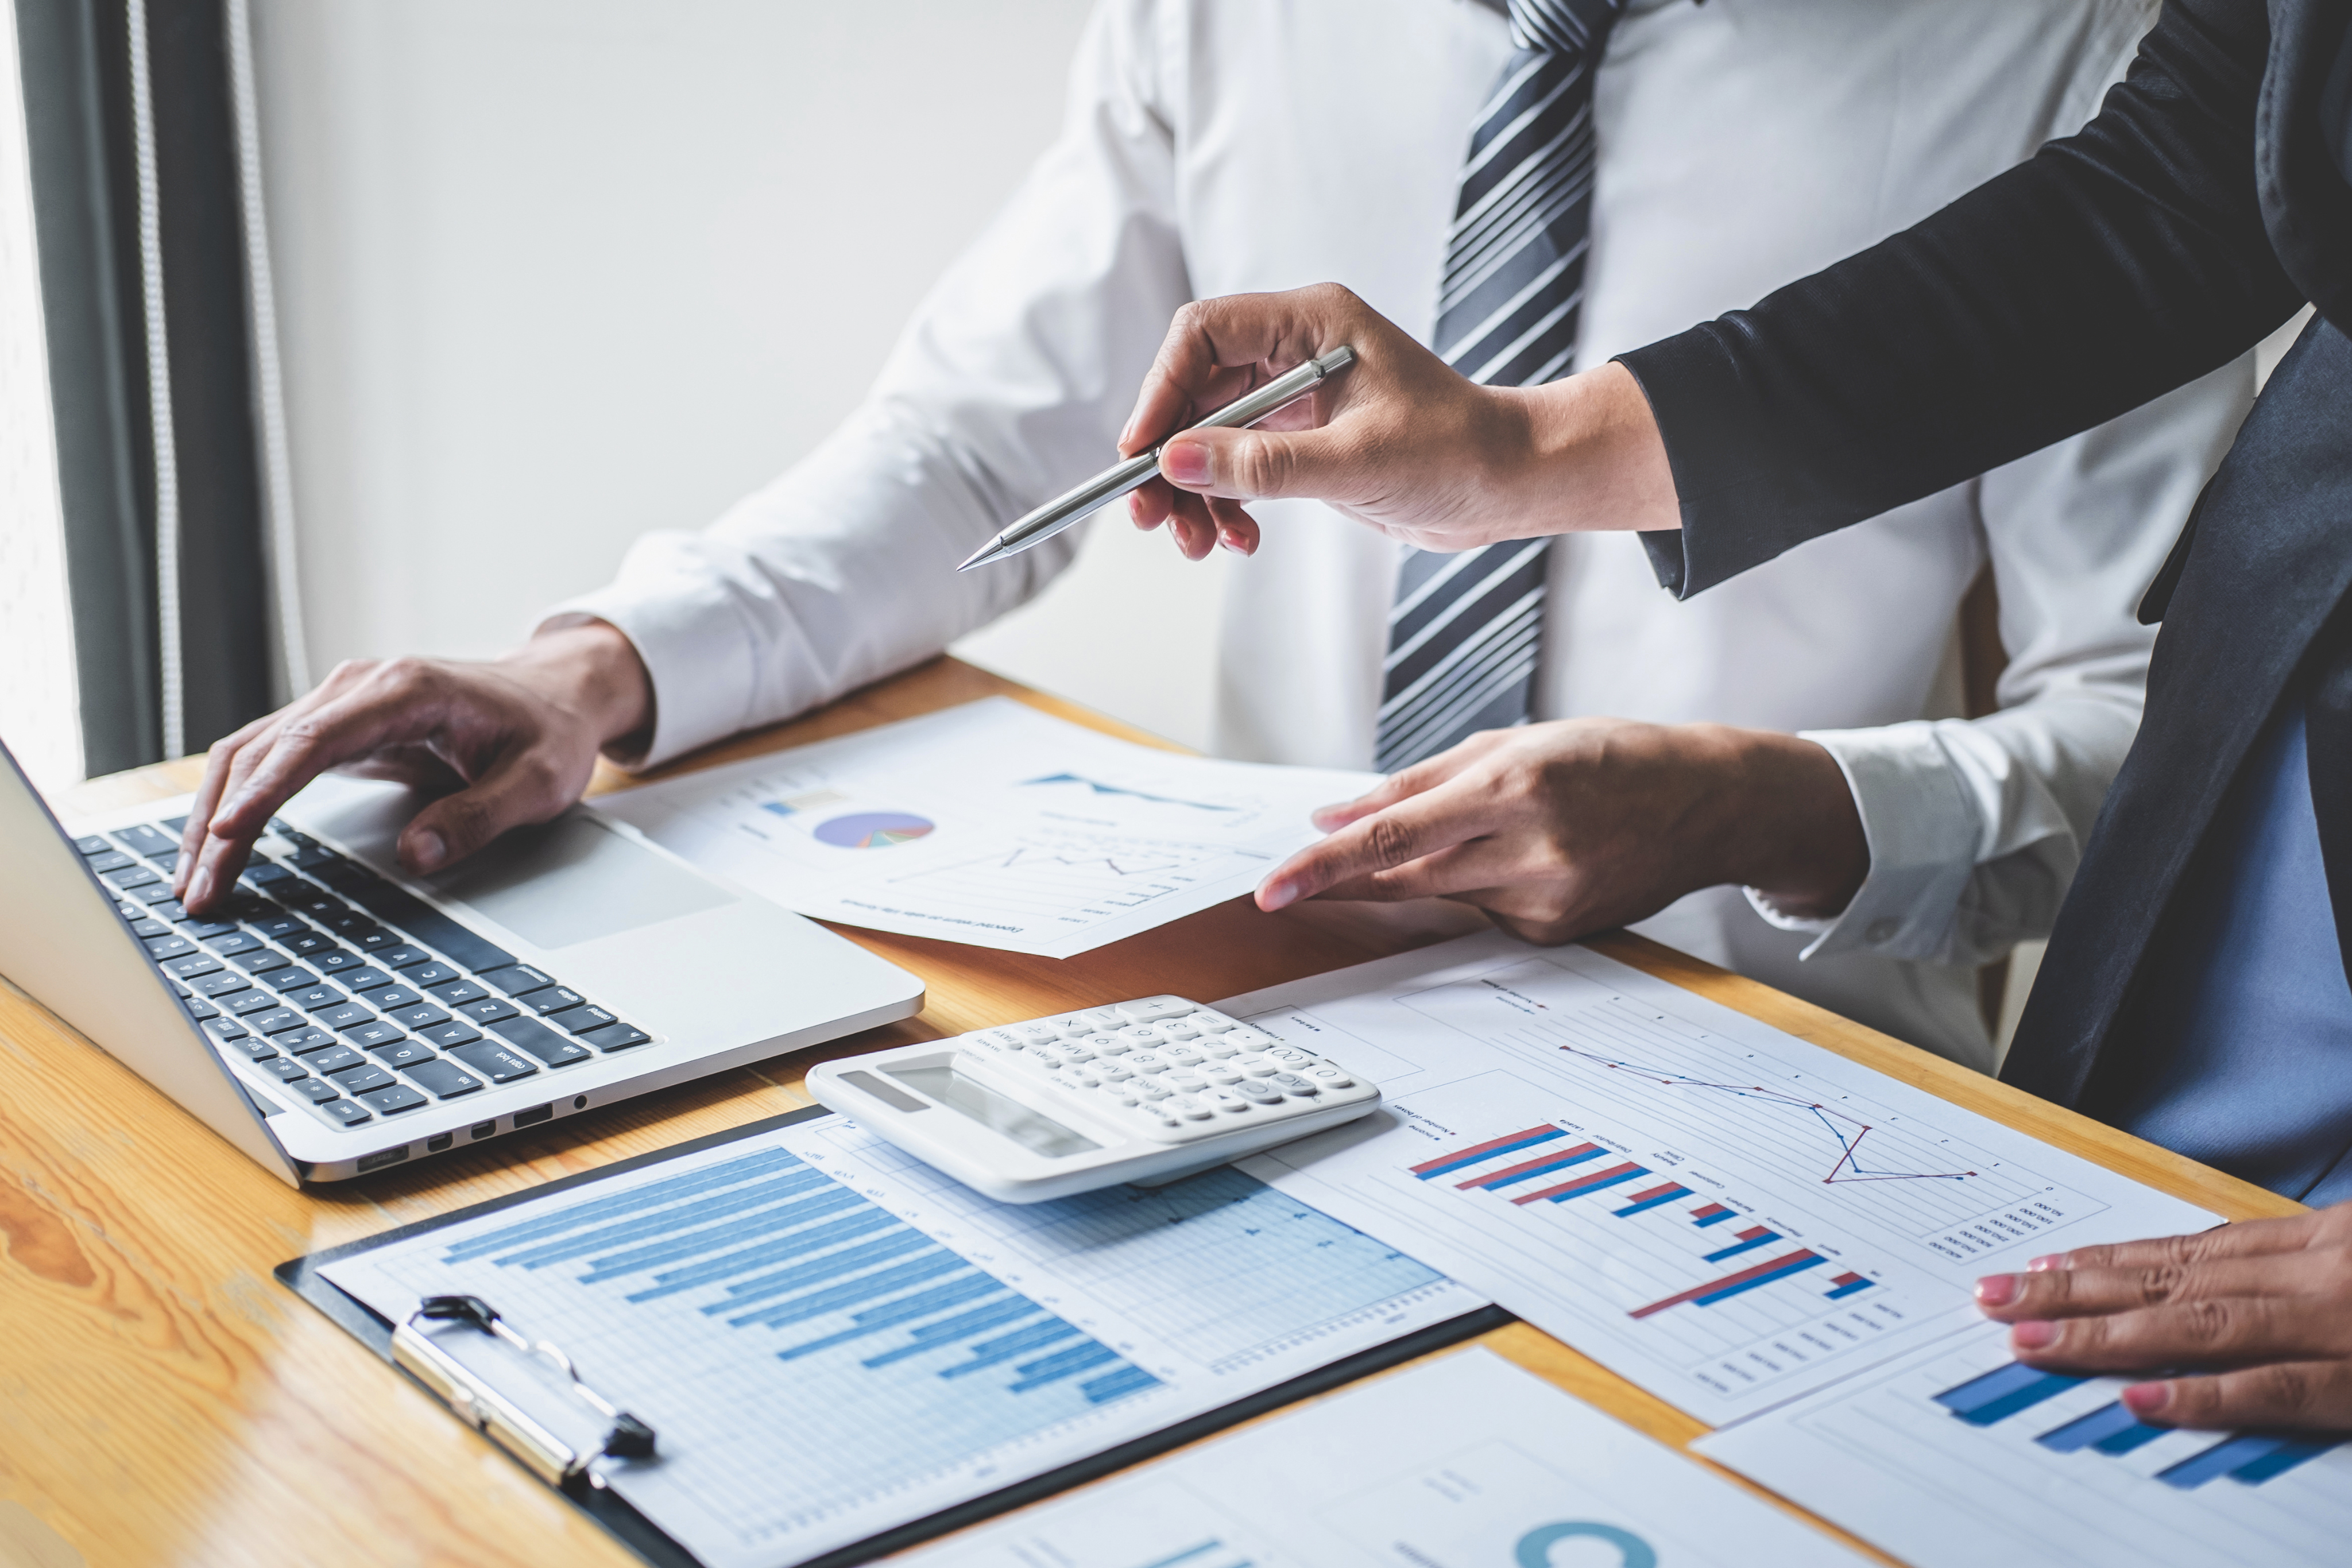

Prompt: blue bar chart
[
  {"left": 1934, "top": 1361, "right": 2344, "bottom": 1489},
  {"left": 322, "top": 1121, "right": 1478, "bottom": 1568},
  {"left": 448, "top": 1144, "right": 1167, "bottom": 1418},
  {"left": 1700, "top": 1329, "right": 2352, "bottom": 1568}
]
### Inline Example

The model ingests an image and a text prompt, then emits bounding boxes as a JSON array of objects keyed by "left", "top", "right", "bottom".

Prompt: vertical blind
[{"left": 14, "top": 0, "right": 301, "bottom": 774}]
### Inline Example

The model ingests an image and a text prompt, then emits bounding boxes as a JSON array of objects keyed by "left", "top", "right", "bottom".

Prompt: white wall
[{"left": 249, "top": 0, "right": 1224, "bottom": 750}]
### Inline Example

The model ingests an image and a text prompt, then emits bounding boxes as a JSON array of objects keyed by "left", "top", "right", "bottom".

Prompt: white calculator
[{"left": 805, "top": 996, "right": 1380, "bottom": 1203}]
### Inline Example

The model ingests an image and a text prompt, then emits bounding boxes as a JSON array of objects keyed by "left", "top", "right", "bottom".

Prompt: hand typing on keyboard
[{"left": 173, "top": 622, "right": 653, "bottom": 915}]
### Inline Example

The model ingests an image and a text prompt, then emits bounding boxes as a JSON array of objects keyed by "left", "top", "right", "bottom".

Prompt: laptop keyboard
[{"left": 81, "top": 818, "right": 654, "bottom": 1131}]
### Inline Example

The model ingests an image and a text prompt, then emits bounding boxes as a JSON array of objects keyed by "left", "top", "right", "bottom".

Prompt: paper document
[
  {"left": 1217, "top": 931, "right": 2219, "bottom": 1426},
  {"left": 319, "top": 1116, "right": 1481, "bottom": 1568},
  {"left": 1696, "top": 1321, "right": 2352, "bottom": 1567},
  {"left": 900, "top": 1346, "right": 1871, "bottom": 1567},
  {"left": 595, "top": 698, "right": 1376, "bottom": 958}
]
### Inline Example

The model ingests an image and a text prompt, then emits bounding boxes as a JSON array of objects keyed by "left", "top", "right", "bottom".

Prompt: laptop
[{"left": 0, "top": 737, "right": 924, "bottom": 1182}]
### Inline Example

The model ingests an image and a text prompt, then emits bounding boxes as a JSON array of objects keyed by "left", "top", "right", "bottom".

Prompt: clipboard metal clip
[{"left": 392, "top": 1293, "right": 658, "bottom": 1491}]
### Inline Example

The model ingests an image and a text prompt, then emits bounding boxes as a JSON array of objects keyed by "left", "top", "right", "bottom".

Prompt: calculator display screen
[{"left": 887, "top": 1065, "right": 1101, "bottom": 1159}]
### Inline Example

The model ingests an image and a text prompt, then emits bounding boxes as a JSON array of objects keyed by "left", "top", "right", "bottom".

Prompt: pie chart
[{"left": 813, "top": 811, "right": 936, "bottom": 849}]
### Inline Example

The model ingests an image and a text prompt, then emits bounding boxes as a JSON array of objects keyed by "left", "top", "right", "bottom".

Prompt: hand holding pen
[{"left": 1116, "top": 283, "right": 1677, "bottom": 560}]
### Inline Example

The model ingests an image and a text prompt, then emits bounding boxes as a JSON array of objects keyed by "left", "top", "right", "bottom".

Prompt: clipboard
[{"left": 277, "top": 1104, "right": 1510, "bottom": 1568}]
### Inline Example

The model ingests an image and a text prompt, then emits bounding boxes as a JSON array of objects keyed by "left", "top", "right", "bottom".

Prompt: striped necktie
[{"left": 1372, "top": 0, "right": 1627, "bottom": 775}]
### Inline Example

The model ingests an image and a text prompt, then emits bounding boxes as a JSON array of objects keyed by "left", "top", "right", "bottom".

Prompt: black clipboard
[{"left": 277, "top": 1104, "right": 1511, "bottom": 1568}]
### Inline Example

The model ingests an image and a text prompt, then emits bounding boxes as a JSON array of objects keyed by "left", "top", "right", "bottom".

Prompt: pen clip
[{"left": 391, "top": 1294, "right": 657, "bottom": 1491}]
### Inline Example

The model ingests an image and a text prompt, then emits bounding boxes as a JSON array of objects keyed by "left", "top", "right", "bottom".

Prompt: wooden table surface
[{"left": 0, "top": 657, "right": 2300, "bottom": 1568}]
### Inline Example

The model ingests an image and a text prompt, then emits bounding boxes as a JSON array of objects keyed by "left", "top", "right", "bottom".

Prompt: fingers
[
  {"left": 1258, "top": 779, "right": 1504, "bottom": 911},
  {"left": 2121, "top": 1361, "right": 2352, "bottom": 1431},
  {"left": 397, "top": 746, "right": 574, "bottom": 876},
  {"left": 1975, "top": 1253, "right": 2312, "bottom": 1323},
  {"left": 174, "top": 715, "right": 274, "bottom": 899},
  {"left": 2031, "top": 1213, "right": 2323, "bottom": 1275},
  {"left": 1310, "top": 741, "right": 1501, "bottom": 832},
  {"left": 1159, "top": 423, "right": 1357, "bottom": 504},
  {"left": 1123, "top": 287, "right": 1365, "bottom": 454}
]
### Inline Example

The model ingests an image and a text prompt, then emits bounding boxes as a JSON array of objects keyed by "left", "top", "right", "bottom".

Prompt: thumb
[
  {"left": 398, "top": 752, "right": 570, "bottom": 876},
  {"left": 1160, "top": 424, "right": 1356, "bottom": 502}
]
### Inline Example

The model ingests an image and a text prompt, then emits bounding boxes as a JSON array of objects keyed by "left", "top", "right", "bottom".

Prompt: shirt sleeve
[
  {"left": 1744, "top": 355, "right": 2257, "bottom": 965},
  {"left": 1619, "top": 0, "right": 2300, "bottom": 601},
  {"left": 541, "top": 0, "right": 1190, "bottom": 768}
]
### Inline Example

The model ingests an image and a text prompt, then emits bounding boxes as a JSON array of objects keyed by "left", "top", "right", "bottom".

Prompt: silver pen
[{"left": 957, "top": 345, "right": 1358, "bottom": 571}]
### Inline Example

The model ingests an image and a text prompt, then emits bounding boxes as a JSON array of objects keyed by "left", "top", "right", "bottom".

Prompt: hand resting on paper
[
  {"left": 171, "top": 621, "right": 653, "bottom": 916},
  {"left": 1252, "top": 718, "right": 1869, "bottom": 944},
  {"left": 1119, "top": 283, "right": 1677, "bottom": 560},
  {"left": 1975, "top": 1204, "right": 2352, "bottom": 1433}
]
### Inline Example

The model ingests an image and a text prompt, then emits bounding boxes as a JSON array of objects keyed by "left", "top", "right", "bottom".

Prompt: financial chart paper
[
  {"left": 593, "top": 698, "right": 1376, "bottom": 957},
  {"left": 1696, "top": 1322, "right": 2352, "bottom": 1567},
  {"left": 1221, "top": 932, "right": 2218, "bottom": 1426},
  {"left": 318, "top": 1117, "right": 1480, "bottom": 1568},
  {"left": 901, "top": 1348, "right": 1871, "bottom": 1567}
]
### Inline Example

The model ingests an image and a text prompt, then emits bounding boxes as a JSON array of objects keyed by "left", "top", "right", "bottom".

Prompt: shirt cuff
[
  {"left": 1743, "top": 722, "right": 1982, "bottom": 962},
  {"left": 537, "top": 537, "right": 763, "bottom": 771}
]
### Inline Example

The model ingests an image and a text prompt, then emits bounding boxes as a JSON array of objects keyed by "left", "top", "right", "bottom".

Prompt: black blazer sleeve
[{"left": 1616, "top": 0, "right": 2307, "bottom": 598}]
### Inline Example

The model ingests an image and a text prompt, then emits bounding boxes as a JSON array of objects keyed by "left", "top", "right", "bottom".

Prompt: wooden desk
[{"left": 0, "top": 657, "right": 2299, "bottom": 1568}]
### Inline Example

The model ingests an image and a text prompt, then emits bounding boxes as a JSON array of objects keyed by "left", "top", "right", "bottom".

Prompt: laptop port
[
  {"left": 470, "top": 1121, "right": 496, "bottom": 1140},
  {"left": 357, "top": 1145, "right": 409, "bottom": 1173},
  {"left": 425, "top": 1133, "right": 453, "bottom": 1152},
  {"left": 513, "top": 1104, "right": 554, "bottom": 1127}
]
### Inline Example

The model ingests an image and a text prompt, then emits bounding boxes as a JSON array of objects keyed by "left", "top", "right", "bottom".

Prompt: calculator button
[
  {"left": 1134, "top": 1081, "right": 1173, "bottom": 1101},
  {"left": 1269, "top": 1047, "right": 1310, "bottom": 1065},
  {"left": 1160, "top": 1022, "right": 1200, "bottom": 1040},
  {"left": 1205, "top": 1090, "right": 1250, "bottom": 1114},
  {"left": 1070, "top": 1071, "right": 1102, "bottom": 1088},
  {"left": 1115, "top": 997, "right": 1195, "bottom": 1023},
  {"left": 1203, "top": 1067, "right": 1243, "bottom": 1085},
  {"left": 1058, "top": 1043, "right": 1098, "bottom": 1063},
  {"left": 1166, "top": 1075, "right": 1206, "bottom": 1094},
  {"left": 1098, "top": 1063, "right": 1132, "bottom": 1081},
  {"left": 1168, "top": 1094, "right": 1213, "bottom": 1120},
  {"left": 1199, "top": 1039, "right": 1242, "bottom": 1060},
  {"left": 1224, "top": 1027, "right": 1278, "bottom": 1049},
  {"left": 1086, "top": 1033, "right": 1131, "bottom": 1055},
  {"left": 1076, "top": 1008, "right": 1124, "bottom": 1031},
  {"left": 1310, "top": 1067, "right": 1356, "bottom": 1088},
  {"left": 1162, "top": 1046, "right": 1205, "bottom": 1066},
  {"left": 1270, "top": 1072, "right": 1321, "bottom": 1096},
  {"left": 1236, "top": 1056, "right": 1278, "bottom": 1076},
  {"left": 1193, "top": 1013, "right": 1237, "bottom": 1033},
  {"left": 1126, "top": 1052, "right": 1167, "bottom": 1073},
  {"left": 1117, "top": 1026, "right": 1165, "bottom": 1047},
  {"left": 1234, "top": 1081, "right": 1284, "bottom": 1104},
  {"left": 1016, "top": 1024, "right": 1059, "bottom": 1044}
]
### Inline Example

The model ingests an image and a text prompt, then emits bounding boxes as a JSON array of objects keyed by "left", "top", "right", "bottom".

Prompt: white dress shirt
[{"left": 554, "top": 0, "right": 2254, "bottom": 1071}]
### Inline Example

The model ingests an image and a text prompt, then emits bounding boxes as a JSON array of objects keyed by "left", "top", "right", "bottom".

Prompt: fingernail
[
  {"left": 1974, "top": 1274, "right": 2019, "bottom": 1307},
  {"left": 1162, "top": 439, "right": 1212, "bottom": 487},
  {"left": 2010, "top": 1319, "right": 2058, "bottom": 1350},
  {"left": 409, "top": 829, "right": 447, "bottom": 873},
  {"left": 2121, "top": 1381, "right": 2171, "bottom": 1415},
  {"left": 185, "top": 866, "right": 214, "bottom": 909},
  {"left": 1258, "top": 879, "right": 1296, "bottom": 912},
  {"left": 2028, "top": 1253, "right": 2068, "bottom": 1272}
]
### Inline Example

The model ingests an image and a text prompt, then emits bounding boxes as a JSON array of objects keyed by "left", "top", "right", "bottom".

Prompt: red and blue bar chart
[{"left": 1411, "top": 1123, "right": 1882, "bottom": 1328}]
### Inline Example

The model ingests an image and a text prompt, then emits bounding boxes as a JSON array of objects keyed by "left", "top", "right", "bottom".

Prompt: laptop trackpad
[{"left": 427, "top": 813, "right": 730, "bottom": 949}]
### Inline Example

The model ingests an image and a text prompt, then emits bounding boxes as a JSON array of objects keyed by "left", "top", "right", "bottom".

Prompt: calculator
[{"left": 804, "top": 996, "right": 1380, "bottom": 1202}]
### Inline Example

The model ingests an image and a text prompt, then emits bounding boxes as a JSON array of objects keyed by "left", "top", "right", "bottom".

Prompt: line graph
[
  {"left": 882, "top": 831, "right": 1272, "bottom": 922},
  {"left": 1396, "top": 977, "right": 2055, "bottom": 1241},
  {"left": 1019, "top": 773, "right": 1240, "bottom": 814},
  {"left": 1550, "top": 1041, "right": 1979, "bottom": 1187}
]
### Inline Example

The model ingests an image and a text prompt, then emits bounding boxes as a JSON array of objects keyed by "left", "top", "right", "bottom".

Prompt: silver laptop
[{"left": 0, "top": 737, "right": 924, "bottom": 1182}]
